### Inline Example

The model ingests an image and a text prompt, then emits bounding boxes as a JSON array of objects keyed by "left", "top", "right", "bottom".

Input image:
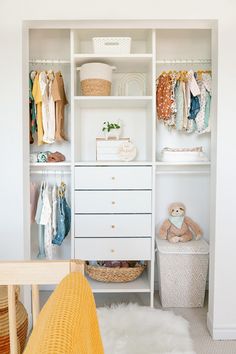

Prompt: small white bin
[
  {"left": 93, "top": 37, "right": 131, "bottom": 54},
  {"left": 156, "top": 239, "right": 209, "bottom": 308}
]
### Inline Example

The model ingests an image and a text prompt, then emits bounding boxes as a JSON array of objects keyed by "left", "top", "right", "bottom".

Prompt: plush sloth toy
[{"left": 159, "top": 202, "right": 203, "bottom": 243}]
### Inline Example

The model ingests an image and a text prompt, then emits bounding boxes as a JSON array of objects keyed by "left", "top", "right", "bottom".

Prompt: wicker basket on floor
[
  {"left": 81, "top": 79, "right": 111, "bottom": 96},
  {"left": 85, "top": 263, "right": 146, "bottom": 283},
  {"left": 0, "top": 286, "right": 28, "bottom": 354}
]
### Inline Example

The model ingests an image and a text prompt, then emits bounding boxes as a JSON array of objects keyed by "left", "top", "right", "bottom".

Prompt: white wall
[{"left": 0, "top": 0, "right": 236, "bottom": 340}]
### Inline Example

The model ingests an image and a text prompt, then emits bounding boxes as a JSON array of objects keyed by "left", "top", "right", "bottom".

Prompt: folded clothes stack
[{"left": 30, "top": 151, "right": 65, "bottom": 163}]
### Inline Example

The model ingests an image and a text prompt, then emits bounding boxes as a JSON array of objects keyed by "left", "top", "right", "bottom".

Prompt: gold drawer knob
[
  {"left": 111, "top": 176, "right": 115, "bottom": 180},
  {"left": 110, "top": 249, "right": 115, "bottom": 253},
  {"left": 112, "top": 201, "right": 116, "bottom": 205},
  {"left": 111, "top": 225, "right": 115, "bottom": 229}
]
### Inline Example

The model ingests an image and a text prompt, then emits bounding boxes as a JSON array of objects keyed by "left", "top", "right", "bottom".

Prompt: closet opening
[{"left": 22, "top": 21, "right": 217, "bottom": 340}]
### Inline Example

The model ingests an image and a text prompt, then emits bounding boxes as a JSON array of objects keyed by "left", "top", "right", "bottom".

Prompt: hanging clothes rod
[
  {"left": 156, "top": 59, "right": 211, "bottom": 64},
  {"left": 30, "top": 170, "right": 71, "bottom": 175},
  {"left": 29, "top": 59, "right": 70, "bottom": 64}
]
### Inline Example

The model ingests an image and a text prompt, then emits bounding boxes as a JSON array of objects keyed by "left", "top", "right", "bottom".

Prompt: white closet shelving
[{"left": 27, "top": 22, "right": 215, "bottom": 306}]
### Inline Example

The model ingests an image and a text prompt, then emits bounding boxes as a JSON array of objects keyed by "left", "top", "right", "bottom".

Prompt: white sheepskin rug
[{"left": 97, "top": 303, "right": 196, "bottom": 354}]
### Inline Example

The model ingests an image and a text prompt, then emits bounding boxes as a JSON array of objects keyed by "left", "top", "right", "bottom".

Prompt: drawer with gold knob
[
  {"left": 74, "top": 190, "right": 152, "bottom": 214},
  {"left": 74, "top": 166, "right": 152, "bottom": 190},
  {"left": 74, "top": 238, "right": 152, "bottom": 260},
  {"left": 74, "top": 214, "right": 152, "bottom": 237}
]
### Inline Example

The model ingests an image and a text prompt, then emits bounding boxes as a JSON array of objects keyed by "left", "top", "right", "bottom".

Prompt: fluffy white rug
[{"left": 97, "top": 303, "right": 196, "bottom": 354}]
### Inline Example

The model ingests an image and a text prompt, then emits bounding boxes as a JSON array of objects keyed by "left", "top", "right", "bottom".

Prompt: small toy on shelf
[{"left": 159, "top": 202, "right": 203, "bottom": 243}]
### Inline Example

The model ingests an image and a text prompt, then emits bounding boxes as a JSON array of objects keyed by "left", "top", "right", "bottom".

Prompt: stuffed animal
[{"left": 159, "top": 202, "right": 203, "bottom": 243}]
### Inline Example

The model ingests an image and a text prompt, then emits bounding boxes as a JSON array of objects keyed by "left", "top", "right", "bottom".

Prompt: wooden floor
[{"left": 40, "top": 291, "right": 236, "bottom": 354}]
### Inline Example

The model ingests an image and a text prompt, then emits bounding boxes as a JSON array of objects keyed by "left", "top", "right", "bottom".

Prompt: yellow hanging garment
[{"left": 32, "top": 72, "right": 44, "bottom": 146}]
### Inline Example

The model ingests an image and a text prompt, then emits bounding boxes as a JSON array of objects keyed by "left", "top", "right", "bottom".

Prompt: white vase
[{"left": 104, "top": 128, "right": 121, "bottom": 140}]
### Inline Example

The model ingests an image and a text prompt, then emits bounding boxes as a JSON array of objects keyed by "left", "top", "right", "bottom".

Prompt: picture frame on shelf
[{"left": 96, "top": 137, "right": 130, "bottom": 161}]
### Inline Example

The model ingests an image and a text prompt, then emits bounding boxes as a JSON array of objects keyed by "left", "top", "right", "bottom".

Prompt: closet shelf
[
  {"left": 155, "top": 161, "right": 211, "bottom": 166},
  {"left": 29, "top": 59, "right": 70, "bottom": 64},
  {"left": 155, "top": 161, "right": 211, "bottom": 175},
  {"left": 156, "top": 170, "right": 210, "bottom": 175},
  {"left": 74, "top": 96, "right": 152, "bottom": 108},
  {"left": 74, "top": 53, "right": 152, "bottom": 60},
  {"left": 30, "top": 162, "right": 71, "bottom": 167},
  {"left": 30, "top": 170, "right": 71, "bottom": 175},
  {"left": 86, "top": 272, "right": 150, "bottom": 293},
  {"left": 74, "top": 54, "right": 153, "bottom": 72},
  {"left": 74, "top": 161, "right": 153, "bottom": 166},
  {"left": 156, "top": 59, "right": 211, "bottom": 64}
]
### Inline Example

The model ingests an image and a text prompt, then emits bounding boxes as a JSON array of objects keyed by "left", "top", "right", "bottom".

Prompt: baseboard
[
  {"left": 207, "top": 312, "right": 213, "bottom": 337},
  {"left": 207, "top": 312, "right": 236, "bottom": 340}
]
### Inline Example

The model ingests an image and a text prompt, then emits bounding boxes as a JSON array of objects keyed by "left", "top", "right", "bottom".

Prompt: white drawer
[
  {"left": 74, "top": 166, "right": 152, "bottom": 190},
  {"left": 75, "top": 190, "right": 152, "bottom": 214},
  {"left": 75, "top": 214, "right": 152, "bottom": 237},
  {"left": 74, "top": 238, "right": 152, "bottom": 260}
]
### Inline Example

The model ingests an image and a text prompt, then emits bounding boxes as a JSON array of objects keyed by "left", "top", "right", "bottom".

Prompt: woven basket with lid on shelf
[{"left": 0, "top": 286, "right": 28, "bottom": 354}]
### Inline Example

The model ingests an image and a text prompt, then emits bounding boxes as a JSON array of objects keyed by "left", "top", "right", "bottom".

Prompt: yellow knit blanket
[{"left": 24, "top": 272, "right": 104, "bottom": 354}]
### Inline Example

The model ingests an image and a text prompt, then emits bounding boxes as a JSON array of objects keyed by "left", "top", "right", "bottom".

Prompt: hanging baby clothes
[
  {"left": 29, "top": 71, "right": 37, "bottom": 144},
  {"left": 195, "top": 72, "right": 212, "bottom": 134},
  {"left": 175, "top": 80, "right": 184, "bottom": 131},
  {"left": 164, "top": 72, "right": 178, "bottom": 127},
  {"left": 186, "top": 70, "right": 201, "bottom": 133},
  {"left": 43, "top": 184, "right": 55, "bottom": 259},
  {"left": 182, "top": 80, "right": 189, "bottom": 130},
  {"left": 32, "top": 72, "right": 44, "bottom": 146},
  {"left": 204, "top": 90, "right": 211, "bottom": 132},
  {"left": 156, "top": 73, "right": 174, "bottom": 122},
  {"left": 156, "top": 69, "right": 211, "bottom": 134},
  {"left": 35, "top": 181, "right": 47, "bottom": 258},
  {"left": 35, "top": 181, "right": 53, "bottom": 259},
  {"left": 52, "top": 185, "right": 57, "bottom": 237},
  {"left": 39, "top": 71, "right": 55, "bottom": 144},
  {"left": 52, "top": 182, "right": 71, "bottom": 246},
  {"left": 52, "top": 72, "right": 68, "bottom": 141},
  {"left": 168, "top": 72, "right": 178, "bottom": 127},
  {"left": 189, "top": 93, "right": 200, "bottom": 119},
  {"left": 30, "top": 182, "right": 38, "bottom": 224}
]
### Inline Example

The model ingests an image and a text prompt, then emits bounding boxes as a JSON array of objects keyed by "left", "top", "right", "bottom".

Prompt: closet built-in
[{"left": 27, "top": 22, "right": 215, "bottom": 306}]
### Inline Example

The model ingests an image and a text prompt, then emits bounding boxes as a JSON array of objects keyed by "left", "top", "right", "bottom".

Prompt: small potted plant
[{"left": 102, "top": 121, "right": 121, "bottom": 140}]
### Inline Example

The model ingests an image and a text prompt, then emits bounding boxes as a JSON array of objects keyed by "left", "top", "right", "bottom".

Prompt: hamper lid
[{"left": 156, "top": 238, "right": 209, "bottom": 255}]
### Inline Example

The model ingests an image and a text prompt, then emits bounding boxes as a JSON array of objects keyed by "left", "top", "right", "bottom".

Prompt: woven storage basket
[
  {"left": 85, "top": 263, "right": 146, "bottom": 283},
  {"left": 0, "top": 286, "right": 28, "bottom": 354},
  {"left": 81, "top": 79, "right": 111, "bottom": 96},
  {"left": 156, "top": 239, "right": 209, "bottom": 307}
]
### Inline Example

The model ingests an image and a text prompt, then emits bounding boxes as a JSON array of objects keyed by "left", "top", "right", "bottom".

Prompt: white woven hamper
[{"left": 156, "top": 239, "right": 209, "bottom": 308}]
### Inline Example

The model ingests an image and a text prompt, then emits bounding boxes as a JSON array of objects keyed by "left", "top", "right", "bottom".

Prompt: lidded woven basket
[{"left": 0, "top": 286, "right": 28, "bottom": 354}]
